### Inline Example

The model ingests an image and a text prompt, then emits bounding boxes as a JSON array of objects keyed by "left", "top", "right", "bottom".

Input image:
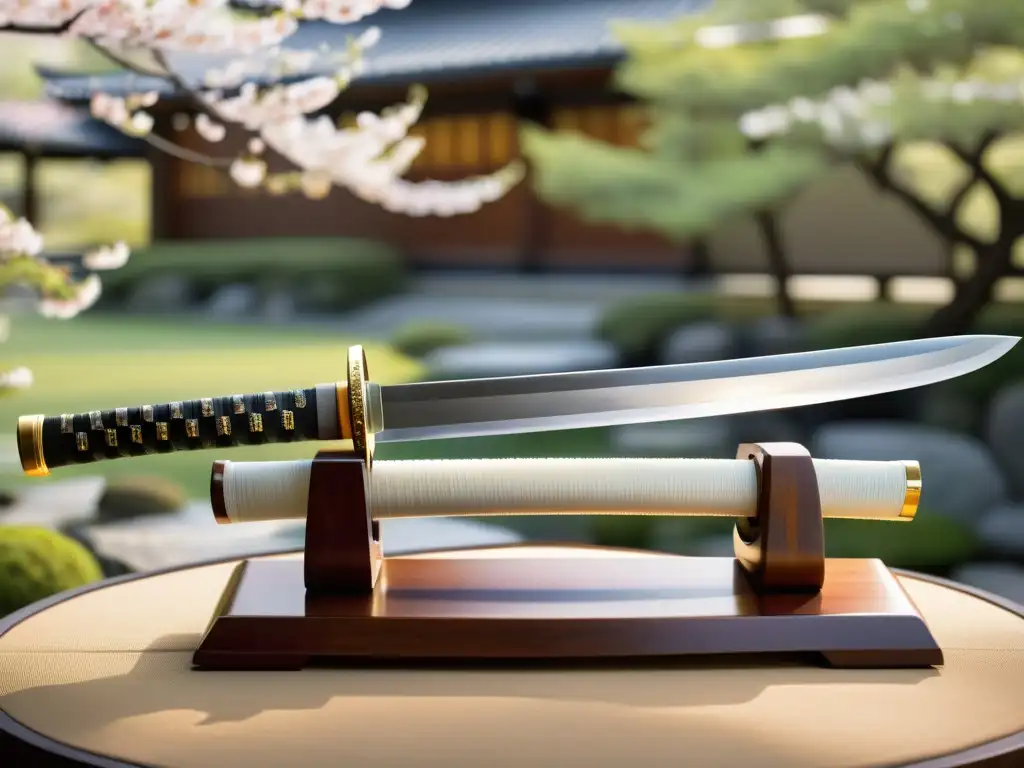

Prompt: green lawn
[
  {"left": 0, "top": 313, "right": 613, "bottom": 500},
  {"left": 0, "top": 314, "right": 424, "bottom": 497}
]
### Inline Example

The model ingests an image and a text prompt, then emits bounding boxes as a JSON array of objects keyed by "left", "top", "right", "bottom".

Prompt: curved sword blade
[{"left": 373, "top": 335, "right": 1019, "bottom": 443}]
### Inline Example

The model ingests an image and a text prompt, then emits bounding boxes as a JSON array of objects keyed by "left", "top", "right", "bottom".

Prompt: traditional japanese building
[{"left": 35, "top": 0, "right": 951, "bottom": 280}]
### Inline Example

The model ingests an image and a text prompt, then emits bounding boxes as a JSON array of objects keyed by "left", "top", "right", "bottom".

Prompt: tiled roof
[
  {"left": 0, "top": 101, "right": 146, "bottom": 157},
  {"left": 40, "top": 0, "right": 704, "bottom": 101}
]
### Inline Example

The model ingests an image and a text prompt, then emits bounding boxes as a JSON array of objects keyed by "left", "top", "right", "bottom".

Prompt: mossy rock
[
  {"left": 825, "top": 512, "right": 980, "bottom": 571},
  {"left": 390, "top": 322, "right": 474, "bottom": 359},
  {"left": 596, "top": 292, "right": 722, "bottom": 365},
  {"left": 95, "top": 476, "right": 187, "bottom": 523},
  {"left": 0, "top": 526, "right": 103, "bottom": 616}
]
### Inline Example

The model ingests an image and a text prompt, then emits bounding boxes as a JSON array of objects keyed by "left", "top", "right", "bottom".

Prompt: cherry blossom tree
[
  {"left": 0, "top": 0, "right": 523, "bottom": 216},
  {"left": 0, "top": 204, "right": 129, "bottom": 394}
]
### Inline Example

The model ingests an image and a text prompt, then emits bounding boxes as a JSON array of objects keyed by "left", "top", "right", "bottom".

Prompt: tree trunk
[
  {"left": 754, "top": 210, "right": 796, "bottom": 317},
  {"left": 686, "top": 237, "right": 713, "bottom": 278},
  {"left": 922, "top": 188, "right": 1023, "bottom": 336},
  {"left": 922, "top": 236, "right": 1017, "bottom": 337}
]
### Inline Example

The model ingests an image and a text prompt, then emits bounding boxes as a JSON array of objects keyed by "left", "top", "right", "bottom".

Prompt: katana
[{"left": 16, "top": 334, "right": 1019, "bottom": 476}]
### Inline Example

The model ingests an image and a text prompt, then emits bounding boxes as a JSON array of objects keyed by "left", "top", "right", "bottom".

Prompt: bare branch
[
  {"left": 87, "top": 40, "right": 170, "bottom": 79},
  {"left": 947, "top": 132, "right": 1010, "bottom": 207},
  {"left": 854, "top": 145, "right": 986, "bottom": 252}
]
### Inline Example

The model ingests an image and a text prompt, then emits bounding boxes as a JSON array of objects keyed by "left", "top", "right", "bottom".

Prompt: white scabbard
[{"left": 212, "top": 457, "right": 920, "bottom": 525}]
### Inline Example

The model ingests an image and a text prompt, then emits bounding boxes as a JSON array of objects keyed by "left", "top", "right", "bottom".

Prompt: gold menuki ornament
[
  {"left": 60, "top": 414, "right": 73, "bottom": 434},
  {"left": 217, "top": 416, "right": 231, "bottom": 436},
  {"left": 185, "top": 419, "right": 199, "bottom": 438},
  {"left": 156, "top": 422, "right": 169, "bottom": 441},
  {"left": 201, "top": 399, "right": 214, "bottom": 417},
  {"left": 75, "top": 432, "right": 89, "bottom": 452},
  {"left": 131, "top": 425, "right": 144, "bottom": 444},
  {"left": 115, "top": 408, "right": 128, "bottom": 427},
  {"left": 105, "top": 429, "right": 118, "bottom": 448},
  {"left": 232, "top": 396, "right": 245, "bottom": 415},
  {"left": 249, "top": 413, "right": 263, "bottom": 433}
]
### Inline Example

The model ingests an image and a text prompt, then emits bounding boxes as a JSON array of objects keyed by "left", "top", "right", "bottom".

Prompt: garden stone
[
  {"left": 425, "top": 340, "right": 618, "bottom": 380},
  {"left": 80, "top": 501, "right": 522, "bottom": 572},
  {"left": 612, "top": 411, "right": 804, "bottom": 459},
  {"left": 950, "top": 563, "right": 1024, "bottom": 606},
  {"left": 260, "top": 289, "right": 299, "bottom": 321},
  {"left": 660, "top": 321, "right": 736, "bottom": 365},
  {"left": 975, "top": 503, "right": 1024, "bottom": 559},
  {"left": 126, "top": 274, "right": 193, "bottom": 313},
  {"left": 811, "top": 421, "right": 1008, "bottom": 525},
  {"left": 0, "top": 476, "right": 106, "bottom": 529},
  {"left": 742, "top": 315, "right": 807, "bottom": 357},
  {"left": 205, "top": 283, "right": 258, "bottom": 318},
  {"left": 729, "top": 410, "right": 806, "bottom": 447},
  {"left": 611, "top": 418, "right": 735, "bottom": 458},
  {"left": 917, "top": 385, "right": 982, "bottom": 436},
  {"left": 985, "top": 383, "right": 1024, "bottom": 499}
]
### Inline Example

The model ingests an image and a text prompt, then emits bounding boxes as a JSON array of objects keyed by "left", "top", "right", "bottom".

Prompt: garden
[{"left": 1, "top": 0, "right": 1023, "bottom": 616}]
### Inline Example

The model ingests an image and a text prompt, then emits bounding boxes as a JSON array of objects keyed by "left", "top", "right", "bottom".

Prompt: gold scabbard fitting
[
  {"left": 17, "top": 414, "right": 49, "bottom": 477},
  {"left": 900, "top": 460, "right": 922, "bottom": 520}
]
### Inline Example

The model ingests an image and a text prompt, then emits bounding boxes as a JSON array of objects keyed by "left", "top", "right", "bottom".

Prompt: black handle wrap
[{"left": 40, "top": 387, "right": 322, "bottom": 470}]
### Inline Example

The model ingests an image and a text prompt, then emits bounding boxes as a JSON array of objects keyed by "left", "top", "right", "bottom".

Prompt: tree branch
[
  {"left": 87, "top": 40, "right": 170, "bottom": 79},
  {"left": 947, "top": 132, "right": 1010, "bottom": 207},
  {"left": 0, "top": 11, "right": 89, "bottom": 35},
  {"left": 854, "top": 145, "right": 986, "bottom": 252}
]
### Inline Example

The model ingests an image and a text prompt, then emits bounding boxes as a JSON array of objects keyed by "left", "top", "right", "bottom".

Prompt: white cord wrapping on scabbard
[{"left": 218, "top": 457, "right": 915, "bottom": 524}]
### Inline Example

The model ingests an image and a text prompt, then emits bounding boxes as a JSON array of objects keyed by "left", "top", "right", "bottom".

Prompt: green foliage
[
  {"left": 825, "top": 512, "right": 980, "bottom": 570},
  {"left": 596, "top": 291, "right": 722, "bottom": 363},
  {"left": 98, "top": 237, "right": 408, "bottom": 312},
  {"left": 95, "top": 476, "right": 187, "bottom": 522},
  {"left": 521, "top": 125, "right": 825, "bottom": 241},
  {"left": 0, "top": 526, "right": 103, "bottom": 616},
  {"left": 389, "top": 322, "right": 473, "bottom": 359}
]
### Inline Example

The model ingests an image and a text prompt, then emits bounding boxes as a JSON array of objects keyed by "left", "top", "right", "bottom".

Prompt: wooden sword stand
[{"left": 192, "top": 442, "right": 943, "bottom": 671}]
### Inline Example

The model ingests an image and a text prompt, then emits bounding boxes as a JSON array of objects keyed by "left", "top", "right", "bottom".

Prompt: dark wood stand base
[
  {"left": 192, "top": 551, "right": 943, "bottom": 670},
  {"left": 193, "top": 442, "right": 943, "bottom": 671}
]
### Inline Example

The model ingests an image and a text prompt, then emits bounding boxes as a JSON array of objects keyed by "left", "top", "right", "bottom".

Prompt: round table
[{"left": 2, "top": 546, "right": 1023, "bottom": 768}]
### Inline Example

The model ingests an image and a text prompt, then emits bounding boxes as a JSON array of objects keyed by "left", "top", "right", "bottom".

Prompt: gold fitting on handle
[
  {"left": 17, "top": 414, "right": 49, "bottom": 477},
  {"left": 335, "top": 379, "right": 352, "bottom": 440},
  {"left": 900, "top": 460, "right": 921, "bottom": 520}
]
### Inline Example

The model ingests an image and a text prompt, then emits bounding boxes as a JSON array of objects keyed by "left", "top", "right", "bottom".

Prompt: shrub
[
  {"left": 824, "top": 512, "right": 980, "bottom": 572},
  {"left": 0, "top": 526, "right": 103, "bottom": 616},
  {"left": 390, "top": 322, "right": 473, "bottom": 358},
  {"left": 95, "top": 476, "right": 187, "bottom": 522},
  {"left": 596, "top": 292, "right": 721, "bottom": 364},
  {"left": 98, "top": 237, "right": 408, "bottom": 312}
]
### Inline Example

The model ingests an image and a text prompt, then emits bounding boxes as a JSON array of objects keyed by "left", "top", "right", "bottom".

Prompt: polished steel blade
[{"left": 371, "top": 335, "right": 1019, "bottom": 442}]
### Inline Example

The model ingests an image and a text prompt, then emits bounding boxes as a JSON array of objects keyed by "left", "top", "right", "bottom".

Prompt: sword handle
[{"left": 16, "top": 346, "right": 375, "bottom": 476}]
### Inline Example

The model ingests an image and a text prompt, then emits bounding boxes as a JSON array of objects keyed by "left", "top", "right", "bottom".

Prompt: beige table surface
[{"left": 2, "top": 545, "right": 1023, "bottom": 768}]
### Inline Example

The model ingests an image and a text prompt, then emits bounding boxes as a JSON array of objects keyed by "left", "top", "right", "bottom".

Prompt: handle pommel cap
[
  {"left": 901, "top": 460, "right": 921, "bottom": 520},
  {"left": 17, "top": 414, "right": 48, "bottom": 477}
]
